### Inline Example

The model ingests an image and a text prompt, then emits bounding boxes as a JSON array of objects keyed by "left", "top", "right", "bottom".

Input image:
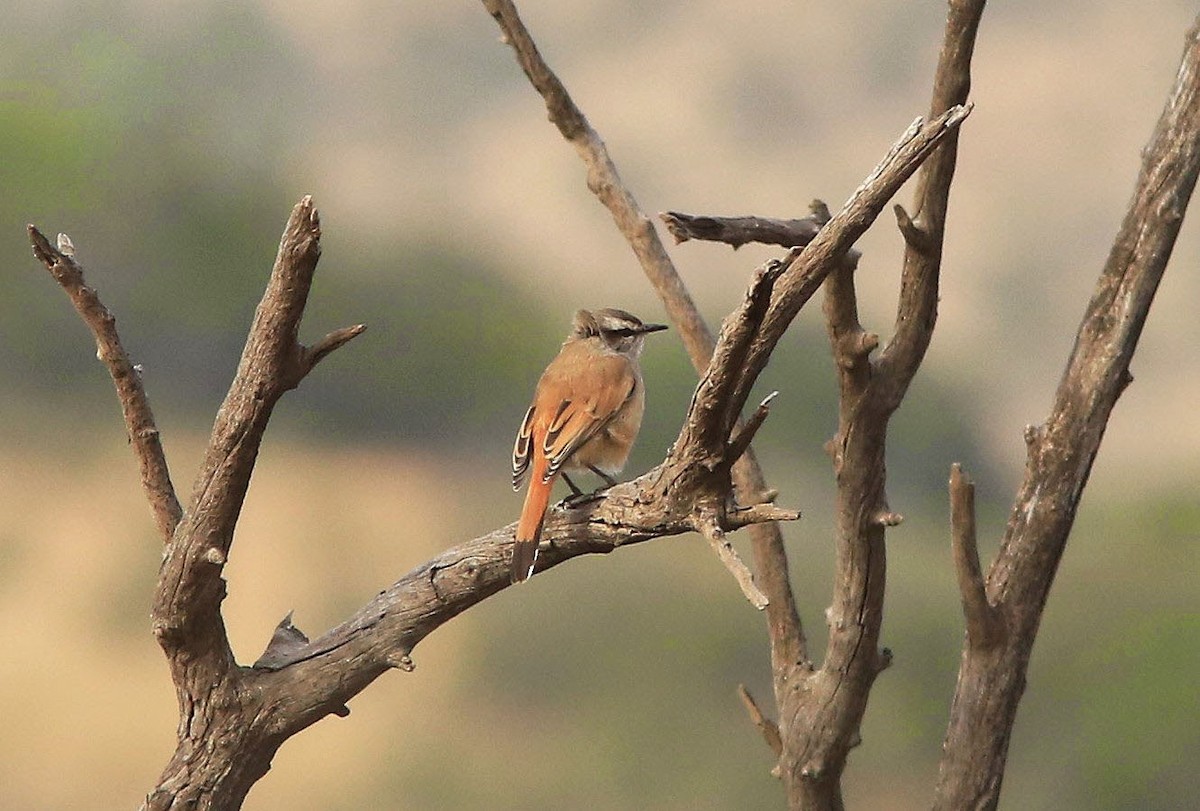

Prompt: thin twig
[
  {"left": 948, "top": 464, "right": 1000, "bottom": 647},
  {"left": 298, "top": 323, "right": 368, "bottom": 383},
  {"left": 726, "top": 392, "right": 779, "bottom": 469},
  {"left": 28, "top": 226, "right": 183, "bottom": 542},
  {"left": 738, "top": 684, "right": 783, "bottom": 758},
  {"left": 697, "top": 512, "right": 769, "bottom": 610}
]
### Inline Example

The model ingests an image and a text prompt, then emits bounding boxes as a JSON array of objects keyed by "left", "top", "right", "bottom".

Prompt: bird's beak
[{"left": 639, "top": 323, "right": 668, "bottom": 334}]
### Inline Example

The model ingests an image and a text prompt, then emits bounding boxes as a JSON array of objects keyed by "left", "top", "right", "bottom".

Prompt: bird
[{"left": 510, "top": 308, "right": 667, "bottom": 583}]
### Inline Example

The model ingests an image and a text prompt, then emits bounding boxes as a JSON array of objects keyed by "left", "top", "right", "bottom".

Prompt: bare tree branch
[
  {"left": 660, "top": 212, "right": 824, "bottom": 250},
  {"left": 482, "top": 6, "right": 973, "bottom": 807},
  {"left": 934, "top": 14, "right": 1200, "bottom": 810},
  {"left": 728, "top": 106, "right": 971, "bottom": 440},
  {"left": 34, "top": 189, "right": 807, "bottom": 807},
  {"left": 697, "top": 511, "right": 770, "bottom": 610},
  {"left": 739, "top": 684, "right": 783, "bottom": 760},
  {"left": 660, "top": 202, "right": 864, "bottom": 264},
  {"left": 136, "top": 196, "right": 366, "bottom": 809},
  {"left": 28, "top": 226, "right": 183, "bottom": 542},
  {"left": 948, "top": 464, "right": 1001, "bottom": 648}
]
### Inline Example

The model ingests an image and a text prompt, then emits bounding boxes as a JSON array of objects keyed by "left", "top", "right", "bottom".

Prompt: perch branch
[
  {"left": 28, "top": 226, "right": 183, "bottom": 542},
  {"left": 934, "top": 13, "right": 1200, "bottom": 810}
]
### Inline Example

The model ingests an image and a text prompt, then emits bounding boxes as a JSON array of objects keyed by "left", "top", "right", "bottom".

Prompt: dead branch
[
  {"left": 876, "top": 0, "right": 987, "bottom": 407},
  {"left": 948, "top": 464, "right": 1002, "bottom": 648},
  {"left": 697, "top": 511, "right": 770, "bottom": 609},
  {"left": 738, "top": 684, "right": 783, "bottom": 761},
  {"left": 934, "top": 15, "right": 1200, "bottom": 809},
  {"left": 660, "top": 212, "right": 824, "bottom": 250},
  {"left": 37, "top": 92, "right": 961, "bottom": 798},
  {"left": 28, "top": 227, "right": 182, "bottom": 541}
]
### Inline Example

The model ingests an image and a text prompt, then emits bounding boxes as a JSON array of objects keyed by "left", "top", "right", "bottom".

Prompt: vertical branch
[
  {"left": 934, "top": 16, "right": 1200, "bottom": 809},
  {"left": 152, "top": 197, "right": 326, "bottom": 661},
  {"left": 948, "top": 464, "right": 1001, "bottom": 647},
  {"left": 877, "top": 0, "right": 987, "bottom": 404},
  {"left": 764, "top": 2, "right": 986, "bottom": 805},
  {"left": 28, "top": 227, "right": 183, "bottom": 541}
]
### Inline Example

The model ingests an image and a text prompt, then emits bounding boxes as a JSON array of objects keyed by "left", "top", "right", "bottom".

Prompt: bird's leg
[
  {"left": 562, "top": 473, "right": 585, "bottom": 497},
  {"left": 586, "top": 465, "right": 618, "bottom": 488},
  {"left": 561, "top": 471, "right": 609, "bottom": 507}
]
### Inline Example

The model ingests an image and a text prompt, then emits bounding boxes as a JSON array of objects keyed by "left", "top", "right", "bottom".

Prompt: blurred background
[{"left": 2, "top": 1, "right": 1198, "bottom": 808}]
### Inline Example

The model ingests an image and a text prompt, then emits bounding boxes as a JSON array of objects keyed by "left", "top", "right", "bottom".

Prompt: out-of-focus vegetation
[{"left": 1, "top": 1, "right": 1197, "bottom": 809}]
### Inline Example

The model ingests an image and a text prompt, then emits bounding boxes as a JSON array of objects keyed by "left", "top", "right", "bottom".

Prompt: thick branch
[
  {"left": 28, "top": 226, "right": 183, "bottom": 541},
  {"left": 934, "top": 14, "right": 1200, "bottom": 810},
  {"left": 150, "top": 196, "right": 341, "bottom": 664},
  {"left": 246, "top": 459, "right": 795, "bottom": 713}
]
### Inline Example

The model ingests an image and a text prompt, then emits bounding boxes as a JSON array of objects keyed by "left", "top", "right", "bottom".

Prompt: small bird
[{"left": 510, "top": 308, "right": 667, "bottom": 583}]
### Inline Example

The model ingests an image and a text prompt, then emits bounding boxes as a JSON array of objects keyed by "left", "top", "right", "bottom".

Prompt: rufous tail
[{"left": 513, "top": 462, "right": 553, "bottom": 583}]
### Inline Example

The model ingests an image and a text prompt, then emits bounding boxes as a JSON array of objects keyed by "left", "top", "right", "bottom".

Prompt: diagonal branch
[
  {"left": 480, "top": 0, "right": 712, "bottom": 369},
  {"left": 728, "top": 106, "right": 972, "bottom": 425},
  {"left": 28, "top": 226, "right": 183, "bottom": 542}
]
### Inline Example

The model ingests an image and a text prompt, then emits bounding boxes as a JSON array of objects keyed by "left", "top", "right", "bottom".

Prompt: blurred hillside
[{"left": 2, "top": 1, "right": 1198, "bottom": 809}]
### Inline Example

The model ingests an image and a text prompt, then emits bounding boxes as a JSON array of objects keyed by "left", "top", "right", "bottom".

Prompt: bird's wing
[{"left": 539, "top": 354, "right": 637, "bottom": 482}]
